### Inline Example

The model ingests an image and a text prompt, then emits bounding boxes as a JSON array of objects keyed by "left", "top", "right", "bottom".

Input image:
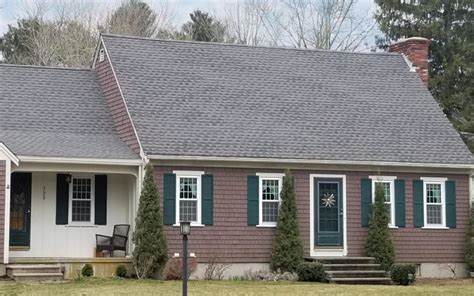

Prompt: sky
[{"left": 0, "top": 0, "right": 377, "bottom": 34}]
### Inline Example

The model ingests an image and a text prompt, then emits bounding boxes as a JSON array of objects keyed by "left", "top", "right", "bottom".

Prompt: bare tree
[{"left": 224, "top": 0, "right": 375, "bottom": 51}]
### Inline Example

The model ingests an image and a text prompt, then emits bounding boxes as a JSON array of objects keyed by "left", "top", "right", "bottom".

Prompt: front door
[
  {"left": 314, "top": 178, "right": 343, "bottom": 247},
  {"left": 10, "top": 172, "right": 32, "bottom": 247}
]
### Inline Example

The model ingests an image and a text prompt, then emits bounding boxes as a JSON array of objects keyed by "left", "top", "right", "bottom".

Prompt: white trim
[
  {"left": 148, "top": 155, "right": 474, "bottom": 170},
  {"left": 3, "top": 160, "right": 12, "bottom": 264},
  {"left": 0, "top": 143, "right": 19, "bottom": 166},
  {"left": 422, "top": 178, "right": 447, "bottom": 228},
  {"left": 309, "top": 174, "right": 347, "bottom": 257},
  {"left": 68, "top": 175, "right": 95, "bottom": 226},
  {"left": 174, "top": 171, "right": 205, "bottom": 226},
  {"left": 369, "top": 176, "right": 397, "bottom": 226},
  {"left": 18, "top": 156, "right": 142, "bottom": 166},
  {"left": 101, "top": 38, "right": 146, "bottom": 160},
  {"left": 256, "top": 173, "right": 283, "bottom": 227}
]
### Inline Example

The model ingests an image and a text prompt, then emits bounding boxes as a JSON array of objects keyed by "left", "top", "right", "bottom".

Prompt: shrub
[
  {"left": 466, "top": 208, "right": 474, "bottom": 272},
  {"left": 390, "top": 264, "right": 416, "bottom": 285},
  {"left": 163, "top": 256, "right": 198, "bottom": 280},
  {"left": 81, "top": 263, "right": 93, "bottom": 277},
  {"left": 295, "top": 262, "right": 326, "bottom": 282},
  {"left": 270, "top": 169, "right": 304, "bottom": 272},
  {"left": 132, "top": 163, "right": 168, "bottom": 279},
  {"left": 116, "top": 265, "right": 128, "bottom": 278},
  {"left": 365, "top": 182, "right": 395, "bottom": 271}
]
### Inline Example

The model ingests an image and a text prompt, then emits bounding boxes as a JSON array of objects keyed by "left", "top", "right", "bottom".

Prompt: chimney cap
[{"left": 391, "top": 37, "right": 431, "bottom": 45}]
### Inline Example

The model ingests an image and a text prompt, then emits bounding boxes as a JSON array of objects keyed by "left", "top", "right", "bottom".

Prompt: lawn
[{"left": 0, "top": 278, "right": 473, "bottom": 296}]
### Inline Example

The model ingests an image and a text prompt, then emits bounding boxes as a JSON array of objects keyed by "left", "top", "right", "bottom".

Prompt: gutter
[{"left": 18, "top": 156, "right": 143, "bottom": 166}]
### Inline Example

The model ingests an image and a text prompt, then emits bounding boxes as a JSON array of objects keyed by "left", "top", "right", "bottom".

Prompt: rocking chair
[{"left": 96, "top": 224, "right": 130, "bottom": 257}]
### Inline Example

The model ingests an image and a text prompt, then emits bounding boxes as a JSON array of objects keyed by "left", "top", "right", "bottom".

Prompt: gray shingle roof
[
  {"left": 102, "top": 34, "right": 472, "bottom": 165},
  {"left": 0, "top": 64, "right": 138, "bottom": 159}
]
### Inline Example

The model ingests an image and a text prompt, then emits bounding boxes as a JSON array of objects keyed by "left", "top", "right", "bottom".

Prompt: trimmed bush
[
  {"left": 270, "top": 169, "right": 304, "bottom": 272},
  {"left": 365, "top": 182, "right": 395, "bottom": 271},
  {"left": 390, "top": 264, "right": 416, "bottom": 285},
  {"left": 116, "top": 265, "right": 128, "bottom": 278},
  {"left": 295, "top": 262, "right": 326, "bottom": 282},
  {"left": 81, "top": 263, "right": 93, "bottom": 277}
]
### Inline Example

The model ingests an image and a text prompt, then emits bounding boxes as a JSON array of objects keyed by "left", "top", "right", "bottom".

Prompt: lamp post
[{"left": 180, "top": 221, "right": 191, "bottom": 296}]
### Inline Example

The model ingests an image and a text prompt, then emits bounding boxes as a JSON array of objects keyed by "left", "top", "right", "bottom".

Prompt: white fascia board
[
  {"left": 18, "top": 155, "right": 143, "bottom": 166},
  {"left": 147, "top": 155, "right": 474, "bottom": 170},
  {"left": 0, "top": 143, "right": 19, "bottom": 166}
]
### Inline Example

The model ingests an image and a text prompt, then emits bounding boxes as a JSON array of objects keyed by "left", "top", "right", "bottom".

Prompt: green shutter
[
  {"left": 247, "top": 175, "right": 259, "bottom": 226},
  {"left": 361, "top": 178, "right": 372, "bottom": 227},
  {"left": 446, "top": 180, "right": 456, "bottom": 228},
  {"left": 394, "top": 179, "right": 406, "bottom": 227},
  {"left": 202, "top": 174, "right": 214, "bottom": 225},
  {"left": 95, "top": 175, "right": 107, "bottom": 225},
  {"left": 56, "top": 174, "right": 69, "bottom": 225},
  {"left": 163, "top": 173, "right": 176, "bottom": 225},
  {"left": 413, "top": 180, "right": 424, "bottom": 227}
]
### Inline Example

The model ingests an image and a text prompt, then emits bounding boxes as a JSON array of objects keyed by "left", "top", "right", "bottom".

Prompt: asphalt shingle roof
[
  {"left": 102, "top": 34, "right": 473, "bottom": 165},
  {"left": 0, "top": 64, "right": 138, "bottom": 159}
]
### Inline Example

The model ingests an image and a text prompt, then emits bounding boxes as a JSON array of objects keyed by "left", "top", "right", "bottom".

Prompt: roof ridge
[
  {"left": 101, "top": 33, "right": 399, "bottom": 57},
  {"left": 0, "top": 63, "right": 91, "bottom": 71}
]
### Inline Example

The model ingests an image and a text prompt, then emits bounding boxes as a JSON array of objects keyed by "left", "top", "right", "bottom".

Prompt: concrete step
[
  {"left": 305, "top": 257, "right": 376, "bottom": 265},
  {"left": 11, "top": 272, "right": 64, "bottom": 282},
  {"left": 330, "top": 277, "right": 392, "bottom": 285},
  {"left": 323, "top": 264, "right": 381, "bottom": 271},
  {"left": 326, "top": 270, "right": 387, "bottom": 279}
]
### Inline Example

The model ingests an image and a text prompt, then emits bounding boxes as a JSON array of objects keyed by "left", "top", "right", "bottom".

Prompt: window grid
[
  {"left": 71, "top": 177, "right": 92, "bottom": 222},
  {"left": 179, "top": 177, "right": 198, "bottom": 223},
  {"left": 260, "top": 178, "right": 281, "bottom": 224},
  {"left": 426, "top": 183, "right": 443, "bottom": 225},
  {"left": 374, "top": 181, "right": 392, "bottom": 223}
]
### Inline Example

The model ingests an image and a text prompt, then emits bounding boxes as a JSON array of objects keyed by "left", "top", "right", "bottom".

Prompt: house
[{"left": 0, "top": 34, "right": 473, "bottom": 279}]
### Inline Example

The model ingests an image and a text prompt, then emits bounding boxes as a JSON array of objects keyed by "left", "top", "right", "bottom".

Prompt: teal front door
[
  {"left": 314, "top": 178, "right": 343, "bottom": 247},
  {"left": 10, "top": 172, "right": 32, "bottom": 247}
]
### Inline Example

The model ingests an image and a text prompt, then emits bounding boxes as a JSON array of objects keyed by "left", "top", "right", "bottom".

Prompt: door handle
[
  {"left": 26, "top": 209, "right": 31, "bottom": 214},
  {"left": 339, "top": 209, "right": 343, "bottom": 216}
]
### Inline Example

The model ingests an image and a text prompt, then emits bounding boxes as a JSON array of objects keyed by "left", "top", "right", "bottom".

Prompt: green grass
[{"left": 0, "top": 278, "right": 472, "bottom": 295}]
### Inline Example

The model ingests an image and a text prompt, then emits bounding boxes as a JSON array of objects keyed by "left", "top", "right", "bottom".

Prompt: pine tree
[
  {"left": 365, "top": 183, "right": 395, "bottom": 271},
  {"left": 132, "top": 163, "right": 168, "bottom": 279},
  {"left": 270, "top": 169, "right": 304, "bottom": 272},
  {"left": 466, "top": 207, "right": 474, "bottom": 272}
]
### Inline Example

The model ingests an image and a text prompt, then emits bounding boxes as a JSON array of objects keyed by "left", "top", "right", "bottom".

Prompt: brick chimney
[{"left": 388, "top": 37, "right": 431, "bottom": 85}]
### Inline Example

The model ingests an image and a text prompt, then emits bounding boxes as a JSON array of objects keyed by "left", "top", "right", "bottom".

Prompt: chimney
[{"left": 388, "top": 37, "right": 431, "bottom": 85}]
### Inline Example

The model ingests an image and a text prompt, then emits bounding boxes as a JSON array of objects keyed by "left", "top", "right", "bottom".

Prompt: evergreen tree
[
  {"left": 270, "top": 169, "right": 304, "bottom": 272},
  {"left": 365, "top": 183, "right": 395, "bottom": 271},
  {"left": 132, "top": 163, "right": 168, "bottom": 279},
  {"left": 105, "top": 0, "right": 158, "bottom": 37},
  {"left": 466, "top": 207, "right": 474, "bottom": 272},
  {"left": 374, "top": 0, "right": 474, "bottom": 151}
]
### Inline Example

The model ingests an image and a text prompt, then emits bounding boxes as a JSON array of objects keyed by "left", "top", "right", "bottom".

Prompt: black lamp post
[{"left": 180, "top": 221, "right": 191, "bottom": 296}]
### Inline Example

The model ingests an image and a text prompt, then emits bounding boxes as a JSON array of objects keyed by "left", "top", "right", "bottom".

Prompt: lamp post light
[{"left": 180, "top": 221, "right": 191, "bottom": 296}]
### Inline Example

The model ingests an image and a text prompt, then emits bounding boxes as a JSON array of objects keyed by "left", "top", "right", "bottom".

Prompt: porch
[{"left": 6, "top": 161, "right": 141, "bottom": 264}]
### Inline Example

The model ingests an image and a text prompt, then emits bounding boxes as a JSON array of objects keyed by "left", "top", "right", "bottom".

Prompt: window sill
[
  {"left": 172, "top": 223, "right": 205, "bottom": 227},
  {"left": 421, "top": 226, "right": 449, "bottom": 230},
  {"left": 65, "top": 224, "right": 98, "bottom": 228},
  {"left": 388, "top": 225, "right": 398, "bottom": 229},
  {"left": 256, "top": 224, "right": 277, "bottom": 228}
]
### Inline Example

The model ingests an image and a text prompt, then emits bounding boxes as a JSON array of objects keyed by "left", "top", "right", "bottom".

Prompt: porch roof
[{"left": 0, "top": 64, "right": 139, "bottom": 160}]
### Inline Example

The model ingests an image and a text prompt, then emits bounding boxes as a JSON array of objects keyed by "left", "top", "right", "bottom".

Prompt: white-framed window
[
  {"left": 257, "top": 173, "right": 284, "bottom": 227},
  {"left": 174, "top": 171, "right": 204, "bottom": 226},
  {"left": 69, "top": 175, "right": 95, "bottom": 224},
  {"left": 369, "top": 176, "right": 396, "bottom": 227},
  {"left": 421, "top": 177, "right": 447, "bottom": 228}
]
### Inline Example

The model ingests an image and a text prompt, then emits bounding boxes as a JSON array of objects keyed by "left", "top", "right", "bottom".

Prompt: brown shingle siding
[
  {"left": 0, "top": 160, "right": 5, "bottom": 262},
  {"left": 155, "top": 165, "right": 470, "bottom": 264},
  {"left": 95, "top": 43, "right": 141, "bottom": 155}
]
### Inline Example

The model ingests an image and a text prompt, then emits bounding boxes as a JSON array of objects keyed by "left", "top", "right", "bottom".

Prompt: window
[
  {"left": 369, "top": 176, "right": 396, "bottom": 226},
  {"left": 174, "top": 171, "right": 204, "bottom": 225},
  {"left": 69, "top": 176, "right": 94, "bottom": 223},
  {"left": 257, "top": 173, "right": 284, "bottom": 226},
  {"left": 422, "top": 178, "right": 446, "bottom": 228}
]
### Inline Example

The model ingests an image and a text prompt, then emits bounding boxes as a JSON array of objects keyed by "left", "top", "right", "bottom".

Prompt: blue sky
[{"left": 0, "top": 0, "right": 377, "bottom": 38}]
